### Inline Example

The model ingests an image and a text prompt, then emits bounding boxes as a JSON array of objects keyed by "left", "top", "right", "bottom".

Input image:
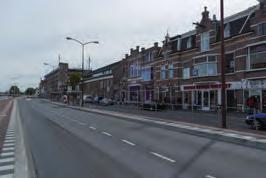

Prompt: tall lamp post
[
  {"left": 43, "top": 62, "right": 56, "bottom": 70},
  {"left": 220, "top": 0, "right": 227, "bottom": 128},
  {"left": 66, "top": 37, "right": 99, "bottom": 107}
]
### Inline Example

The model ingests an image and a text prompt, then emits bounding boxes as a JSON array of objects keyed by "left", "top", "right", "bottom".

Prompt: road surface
[{"left": 18, "top": 98, "right": 266, "bottom": 178}]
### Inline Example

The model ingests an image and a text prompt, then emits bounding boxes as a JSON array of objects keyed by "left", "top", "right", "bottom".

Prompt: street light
[
  {"left": 66, "top": 36, "right": 99, "bottom": 107},
  {"left": 220, "top": 0, "right": 227, "bottom": 128},
  {"left": 43, "top": 62, "right": 56, "bottom": 70}
]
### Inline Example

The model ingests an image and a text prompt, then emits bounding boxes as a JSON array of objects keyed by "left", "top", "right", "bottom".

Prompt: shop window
[
  {"left": 248, "top": 44, "right": 266, "bottom": 70},
  {"left": 257, "top": 23, "right": 266, "bottom": 36},
  {"left": 200, "top": 32, "right": 210, "bottom": 52},
  {"left": 226, "top": 53, "right": 235, "bottom": 73},
  {"left": 161, "top": 65, "right": 167, "bottom": 80},
  {"left": 168, "top": 64, "right": 174, "bottom": 79},
  {"left": 183, "top": 68, "right": 190, "bottom": 79}
]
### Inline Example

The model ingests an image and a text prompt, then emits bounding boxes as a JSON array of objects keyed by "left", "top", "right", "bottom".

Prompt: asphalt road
[{"left": 18, "top": 98, "right": 266, "bottom": 178}]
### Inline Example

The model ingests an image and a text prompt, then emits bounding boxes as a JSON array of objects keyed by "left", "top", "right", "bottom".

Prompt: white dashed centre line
[
  {"left": 150, "top": 152, "right": 176, "bottom": 163},
  {"left": 121, "top": 139, "right": 136, "bottom": 146},
  {"left": 79, "top": 122, "right": 87, "bottom": 125},
  {"left": 89, "top": 126, "right": 96, "bottom": 130},
  {"left": 101, "top": 132, "right": 112, "bottom": 137},
  {"left": 205, "top": 175, "right": 216, "bottom": 178}
]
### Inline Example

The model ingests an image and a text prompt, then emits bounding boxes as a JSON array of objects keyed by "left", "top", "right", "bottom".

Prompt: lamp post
[
  {"left": 220, "top": 0, "right": 227, "bottom": 128},
  {"left": 66, "top": 37, "right": 99, "bottom": 106},
  {"left": 43, "top": 62, "right": 56, "bottom": 70}
]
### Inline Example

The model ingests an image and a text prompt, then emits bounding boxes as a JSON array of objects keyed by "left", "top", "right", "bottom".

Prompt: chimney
[
  {"left": 154, "top": 42, "right": 158, "bottom": 47},
  {"left": 130, "top": 48, "right": 133, "bottom": 54},
  {"left": 202, "top": 6, "right": 210, "bottom": 20},
  {"left": 141, "top": 47, "right": 145, "bottom": 52},
  {"left": 125, "top": 54, "right": 129, "bottom": 58},
  {"left": 213, "top": 14, "right": 217, "bottom": 21},
  {"left": 136, "top": 46, "right": 140, "bottom": 52}
]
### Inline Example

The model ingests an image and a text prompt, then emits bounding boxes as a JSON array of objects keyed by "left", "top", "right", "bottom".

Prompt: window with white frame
[
  {"left": 177, "top": 38, "right": 181, "bottom": 51},
  {"left": 193, "top": 56, "right": 217, "bottom": 77},
  {"left": 129, "top": 62, "right": 139, "bottom": 78},
  {"left": 225, "top": 53, "right": 235, "bottom": 73},
  {"left": 161, "top": 65, "right": 167, "bottom": 80},
  {"left": 224, "top": 23, "right": 231, "bottom": 38},
  {"left": 168, "top": 64, "right": 174, "bottom": 79},
  {"left": 200, "top": 32, "right": 210, "bottom": 52},
  {"left": 183, "top": 68, "right": 190, "bottom": 79},
  {"left": 187, "top": 37, "right": 192, "bottom": 49},
  {"left": 141, "top": 67, "right": 153, "bottom": 81},
  {"left": 248, "top": 44, "right": 266, "bottom": 70}
]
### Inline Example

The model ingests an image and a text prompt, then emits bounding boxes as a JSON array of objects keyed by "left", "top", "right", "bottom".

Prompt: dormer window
[
  {"left": 200, "top": 32, "right": 210, "bottom": 52},
  {"left": 258, "top": 23, "right": 266, "bottom": 36},
  {"left": 187, "top": 37, "right": 192, "bottom": 49},
  {"left": 224, "top": 23, "right": 231, "bottom": 38}
]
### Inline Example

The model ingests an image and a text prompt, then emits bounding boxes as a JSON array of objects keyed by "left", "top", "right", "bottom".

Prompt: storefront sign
[
  {"left": 182, "top": 84, "right": 231, "bottom": 91},
  {"left": 241, "top": 79, "right": 266, "bottom": 89}
]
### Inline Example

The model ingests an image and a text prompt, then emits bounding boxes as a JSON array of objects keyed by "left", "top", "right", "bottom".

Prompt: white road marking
[
  {"left": 121, "top": 139, "right": 136, "bottom": 146},
  {"left": 3, "top": 143, "right": 15, "bottom": 147},
  {"left": 79, "top": 122, "right": 87, "bottom": 126},
  {"left": 2, "top": 147, "right": 15, "bottom": 151},
  {"left": 0, "top": 174, "right": 14, "bottom": 178},
  {"left": 102, "top": 132, "right": 112, "bottom": 137},
  {"left": 0, "top": 157, "right": 15, "bottom": 163},
  {"left": 205, "top": 175, "right": 216, "bottom": 178},
  {"left": 89, "top": 126, "right": 96, "bottom": 130},
  {"left": 4, "top": 140, "right": 15, "bottom": 144},
  {"left": 150, "top": 152, "right": 176, "bottom": 163},
  {"left": 0, "top": 165, "right": 14, "bottom": 171},
  {"left": 0, "top": 152, "right": 14, "bottom": 157}
]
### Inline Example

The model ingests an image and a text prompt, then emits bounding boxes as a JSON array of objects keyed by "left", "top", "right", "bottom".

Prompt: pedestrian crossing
[{"left": 0, "top": 129, "right": 16, "bottom": 178}]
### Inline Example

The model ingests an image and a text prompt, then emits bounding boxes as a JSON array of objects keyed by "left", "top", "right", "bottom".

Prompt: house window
[
  {"left": 161, "top": 65, "right": 166, "bottom": 80},
  {"left": 200, "top": 32, "right": 210, "bottom": 52},
  {"left": 248, "top": 44, "right": 266, "bottom": 70},
  {"left": 177, "top": 38, "right": 181, "bottom": 51},
  {"left": 183, "top": 68, "right": 190, "bottom": 79},
  {"left": 144, "top": 52, "right": 154, "bottom": 62},
  {"left": 193, "top": 56, "right": 217, "bottom": 77},
  {"left": 129, "top": 62, "right": 139, "bottom": 78},
  {"left": 257, "top": 23, "right": 266, "bottom": 36},
  {"left": 169, "top": 64, "right": 174, "bottom": 79},
  {"left": 141, "top": 67, "right": 152, "bottom": 81},
  {"left": 187, "top": 37, "right": 192, "bottom": 49},
  {"left": 225, "top": 53, "right": 235, "bottom": 73},
  {"left": 224, "top": 23, "right": 231, "bottom": 38}
]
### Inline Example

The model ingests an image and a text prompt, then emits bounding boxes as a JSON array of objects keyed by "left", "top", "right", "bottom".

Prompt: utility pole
[{"left": 220, "top": 0, "right": 227, "bottom": 128}]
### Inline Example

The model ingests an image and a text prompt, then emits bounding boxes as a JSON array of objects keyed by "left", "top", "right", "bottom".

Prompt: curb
[{"left": 49, "top": 100, "right": 266, "bottom": 150}]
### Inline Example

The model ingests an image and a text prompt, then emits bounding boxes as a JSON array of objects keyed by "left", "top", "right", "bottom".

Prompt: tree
[
  {"left": 24, "top": 87, "right": 36, "bottom": 95},
  {"left": 9, "top": 85, "right": 20, "bottom": 95},
  {"left": 68, "top": 73, "right": 81, "bottom": 90}
]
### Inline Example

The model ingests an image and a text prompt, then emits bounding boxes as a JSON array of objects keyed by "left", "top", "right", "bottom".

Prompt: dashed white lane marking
[
  {"left": 101, "top": 132, "right": 112, "bottom": 137},
  {"left": 1, "top": 147, "right": 15, "bottom": 152},
  {"left": 0, "top": 158, "right": 15, "bottom": 163},
  {"left": 121, "top": 139, "right": 136, "bottom": 146},
  {"left": 79, "top": 122, "right": 87, "bottom": 126},
  {"left": 0, "top": 152, "right": 14, "bottom": 157},
  {"left": 0, "top": 165, "right": 14, "bottom": 171},
  {"left": 205, "top": 175, "right": 216, "bottom": 178},
  {"left": 150, "top": 152, "right": 176, "bottom": 163},
  {"left": 89, "top": 126, "right": 96, "bottom": 130},
  {"left": 3, "top": 140, "right": 15, "bottom": 144}
]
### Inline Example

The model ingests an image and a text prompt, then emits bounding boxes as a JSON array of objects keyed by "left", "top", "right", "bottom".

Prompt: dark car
[{"left": 245, "top": 113, "right": 266, "bottom": 130}]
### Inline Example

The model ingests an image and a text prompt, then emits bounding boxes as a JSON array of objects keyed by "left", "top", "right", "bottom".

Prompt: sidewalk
[{"left": 81, "top": 103, "right": 265, "bottom": 135}]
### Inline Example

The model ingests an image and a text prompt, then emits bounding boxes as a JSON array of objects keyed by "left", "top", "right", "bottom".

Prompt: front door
[
  {"left": 263, "top": 90, "right": 266, "bottom": 113},
  {"left": 202, "top": 91, "right": 210, "bottom": 111}
]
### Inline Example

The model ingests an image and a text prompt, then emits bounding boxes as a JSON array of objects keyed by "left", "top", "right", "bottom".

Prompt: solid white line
[
  {"left": 205, "top": 175, "right": 216, "bottom": 178},
  {"left": 150, "top": 152, "right": 176, "bottom": 163},
  {"left": 4, "top": 140, "right": 15, "bottom": 144},
  {"left": 0, "top": 165, "right": 14, "bottom": 171},
  {"left": 79, "top": 122, "right": 87, "bottom": 125},
  {"left": 121, "top": 139, "right": 136, "bottom": 146},
  {"left": 0, "top": 152, "right": 14, "bottom": 157},
  {"left": 2, "top": 147, "right": 15, "bottom": 151},
  {"left": 89, "top": 126, "right": 96, "bottom": 130},
  {"left": 102, "top": 132, "right": 112, "bottom": 137},
  {"left": 0, "top": 157, "right": 15, "bottom": 163}
]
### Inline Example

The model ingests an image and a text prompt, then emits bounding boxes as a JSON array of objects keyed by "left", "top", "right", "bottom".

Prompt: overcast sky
[{"left": 0, "top": 0, "right": 258, "bottom": 91}]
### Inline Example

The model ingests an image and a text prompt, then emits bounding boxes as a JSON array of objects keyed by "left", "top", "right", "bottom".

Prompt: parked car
[
  {"left": 99, "top": 98, "right": 113, "bottom": 106},
  {"left": 93, "top": 96, "right": 103, "bottom": 104},
  {"left": 245, "top": 113, "right": 266, "bottom": 130},
  {"left": 84, "top": 96, "right": 93, "bottom": 103}
]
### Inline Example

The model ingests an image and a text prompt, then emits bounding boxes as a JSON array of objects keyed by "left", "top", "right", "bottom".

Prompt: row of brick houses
[{"left": 51, "top": 1, "right": 266, "bottom": 113}]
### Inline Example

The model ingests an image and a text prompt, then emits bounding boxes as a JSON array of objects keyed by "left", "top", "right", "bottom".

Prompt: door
[
  {"left": 202, "top": 91, "right": 210, "bottom": 111},
  {"left": 263, "top": 90, "right": 266, "bottom": 113}
]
